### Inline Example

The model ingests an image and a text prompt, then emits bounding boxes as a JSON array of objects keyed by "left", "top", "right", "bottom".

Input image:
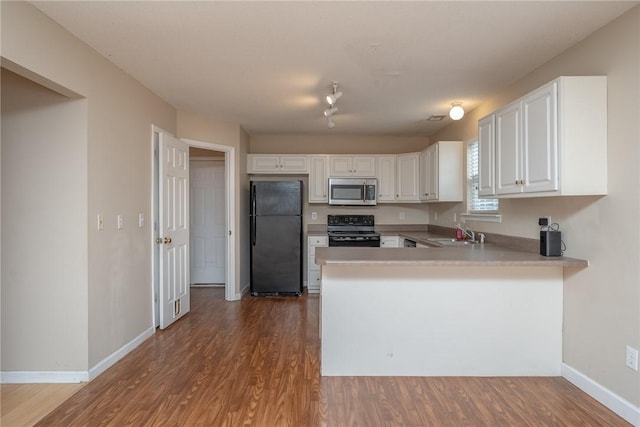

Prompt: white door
[
  {"left": 308, "top": 155, "right": 329, "bottom": 203},
  {"left": 159, "top": 132, "right": 190, "bottom": 329},
  {"left": 376, "top": 155, "right": 396, "bottom": 202},
  {"left": 522, "top": 81, "right": 558, "bottom": 193},
  {"left": 478, "top": 115, "right": 496, "bottom": 196},
  {"left": 426, "top": 144, "right": 439, "bottom": 200},
  {"left": 395, "top": 153, "right": 420, "bottom": 201},
  {"left": 495, "top": 100, "right": 522, "bottom": 195},
  {"left": 190, "top": 160, "right": 226, "bottom": 284}
]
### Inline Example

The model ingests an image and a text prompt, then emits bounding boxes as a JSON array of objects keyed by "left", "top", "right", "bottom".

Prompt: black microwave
[{"left": 328, "top": 178, "right": 377, "bottom": 206}]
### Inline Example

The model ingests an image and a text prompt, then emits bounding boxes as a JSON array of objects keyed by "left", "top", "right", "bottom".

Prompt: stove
[{"left": 327, "top": 215, "right": 381, "bottom": 247}]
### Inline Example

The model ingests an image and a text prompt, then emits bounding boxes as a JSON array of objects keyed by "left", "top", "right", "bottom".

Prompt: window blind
[{"left": 467, "top": 141, "right": 499, "bottom": 213}]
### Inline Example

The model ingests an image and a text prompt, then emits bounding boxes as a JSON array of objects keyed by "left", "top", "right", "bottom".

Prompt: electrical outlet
[
  {"left": 117, "top": 214, "right": 124, "bottom": 230},
  {"left": 138, "top": 213, "right": 145, "bottom": 228},
  {"left": 399, "top": 211, "right": 405, "bottom": 220},
  {"left": 626, "top": 345, "right": 638, "bottom": 371},
  {"left": 434, "top": 212, "right": 438, "bottom": 221},
  {"left": 539, "top": 216, "right": 551, "bottom": 226},
  {"left": 453, "top": 213, "right": 457, "bottom": 223},
  {"left": 311, "top": 212, "right": 317, "bottom": 220}
]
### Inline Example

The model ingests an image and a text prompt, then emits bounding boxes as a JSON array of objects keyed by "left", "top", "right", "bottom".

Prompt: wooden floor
[
  {"left": 1, "top": 383, "right": 85, "bottom": 427},
  {"left": 15, "top": 288, "right": 628, "bottom": 426}
]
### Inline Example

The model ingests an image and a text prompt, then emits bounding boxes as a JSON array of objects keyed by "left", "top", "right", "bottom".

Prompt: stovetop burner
[{"left": 327, "top": 215, "right": 380, "bottom": 247}]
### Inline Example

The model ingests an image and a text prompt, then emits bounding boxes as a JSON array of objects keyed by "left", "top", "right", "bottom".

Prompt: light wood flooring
[
  {"left": 1, "top": 383, "right": 84, "bottom": 427},
  {"left": 4, "top": 287, "right": 630, "bottom": 426}
]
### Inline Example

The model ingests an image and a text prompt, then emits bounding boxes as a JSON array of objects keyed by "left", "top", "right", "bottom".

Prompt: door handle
[
  {"left": 156, "top": 237, "right": 172, "bottom": 244},
  {"left": 164, "top": 237, "right": 172, "bottom": 244}
]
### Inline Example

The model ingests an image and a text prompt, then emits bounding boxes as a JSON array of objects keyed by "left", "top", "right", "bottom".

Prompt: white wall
[
  {"left": 430, "top": 6, "right": 640, "bottom": 407},
  {"left": 1, "top": 69, "right": 88, "bottom": 371},
  {"left": 1, "top": 1, "right": 177, "bottom": 371}
]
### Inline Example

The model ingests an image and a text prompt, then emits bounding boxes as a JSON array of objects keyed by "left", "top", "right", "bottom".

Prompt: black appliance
[
  {"left": 250, "top": 181, "right": 303, "bottom": 296},
  {"left": 540, "top": 230, "right": 562, "bottom": 257},
  {"left": 327, "top": 215, "right": 381, "bottom": 247}
]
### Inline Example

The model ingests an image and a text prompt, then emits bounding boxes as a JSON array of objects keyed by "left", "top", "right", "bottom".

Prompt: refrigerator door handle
[
  {"left": 251, "top": 185, "right": 257, "bottom": 246},
  {"left": 252, "top": 185, "right": 257, "bottom": 216},
  {"left": 251, "top": 215, "right": 256, "bottom": 246}
]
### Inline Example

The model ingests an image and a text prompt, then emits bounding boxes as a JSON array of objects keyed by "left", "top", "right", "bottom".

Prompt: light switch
[
  {"left": 117, "top": 214, "right": 124, "bottom": 230},
  {"left": 97, "top": 213, "right": 104, "bottom": 230},
  {"left": 138, "top": 213, "right": 144, "bottom": 228}
]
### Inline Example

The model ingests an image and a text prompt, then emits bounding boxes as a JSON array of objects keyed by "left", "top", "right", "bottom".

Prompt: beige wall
[
  {"left": 1, "top": 69, "right": 89, "bottom": 371},
  {"left": 250, "top": 134, "right": 429, "bottom": 154},
  {"left": 1, "top": 1, "right": 177, "bottom": 370},
  {"left": 190, "top": 147, "right": 224, "bottom": 158},
  {"left": 177, "top": 111, "right": 251, "bottom": 296},
  {"left": 430, "top": 7, "right": 640, "bottom": 406}
]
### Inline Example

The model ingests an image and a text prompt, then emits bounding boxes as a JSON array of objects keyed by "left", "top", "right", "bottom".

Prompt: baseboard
[
  {"left": 1, "top": 370, "right": 89, "bottom": 384},
  {"left": 88, "top": 326, "right": 155, "bottom": 381},
  {"left": 562, "top": 363, "right": 640, "bottom": 426}
]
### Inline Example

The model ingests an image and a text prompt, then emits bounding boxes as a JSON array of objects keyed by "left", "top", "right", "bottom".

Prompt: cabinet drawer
[{"left": 308, "top": 271, "right": 321, "bottom": 291}]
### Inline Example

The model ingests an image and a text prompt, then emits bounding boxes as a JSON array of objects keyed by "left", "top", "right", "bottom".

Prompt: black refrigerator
[{"left": 250, "top": 181, "right": 303, "bottom": 296}]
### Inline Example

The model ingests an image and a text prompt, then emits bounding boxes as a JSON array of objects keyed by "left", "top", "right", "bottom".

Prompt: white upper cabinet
[
  {"left": 495, "top": 100, "right": 524, "bottom": 195},
  {"left": 308, "top": 155, "right": 329, "bottom": 203},
  {"left": 329, "top": 155, "right": 376, "bottom": 177},
  {"left": 247, "top": 154, "right": 308, "bottom": 174},
  {"left": 419, "top": 141, "right": 463, "bottom": 202},
  {"left": 376, "top": 155, "right": 396, "bottom": 202},
  {"left": 485, "top": 76, "right": 607, "bottom": 198},
  {"left": 477, "top": 115, "right": 496, "bottom": 196},
  {"left": 395, "top": 153, "right": 421, "bottom": 202}
]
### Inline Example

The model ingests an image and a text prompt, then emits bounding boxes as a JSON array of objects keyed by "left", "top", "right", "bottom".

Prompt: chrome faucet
[{"left": 462, "top": 227, "right": 475, "bottom": 242}]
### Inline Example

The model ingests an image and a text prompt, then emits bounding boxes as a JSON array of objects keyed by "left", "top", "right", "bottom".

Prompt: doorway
[
  {"left": 151, "top": 127, "right": 237, "bottom": 328},
  {"left": 190, "top": 154, "right": 226, "bottom": 285}
]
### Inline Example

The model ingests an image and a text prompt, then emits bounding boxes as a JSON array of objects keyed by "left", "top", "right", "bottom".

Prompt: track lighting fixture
[
  {"left": 449, "top": 102, "right": 465, "bottom": 120},
  {"left": 324, "top": 81, "right": 341, "bottom": 128},
  {"left": 324, "top": 106, "right": 338, "bottom": 117},
  {"left": 326, "top": 81, "right": 343, "bottom": 105}
]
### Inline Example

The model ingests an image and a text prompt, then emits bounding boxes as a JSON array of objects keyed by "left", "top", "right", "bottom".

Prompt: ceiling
[{"left": 32, "top": 1, "right": 638, "bottom": 136}]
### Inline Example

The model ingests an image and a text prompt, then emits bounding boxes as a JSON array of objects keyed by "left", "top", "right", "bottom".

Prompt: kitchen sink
[{"left": 428, "top": 238, "right": 481, "bottom": 246}]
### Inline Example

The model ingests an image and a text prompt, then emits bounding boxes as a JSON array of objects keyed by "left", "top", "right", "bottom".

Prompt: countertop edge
[{"left": 314, "top": 247, "right": 588, "bottom": 269}]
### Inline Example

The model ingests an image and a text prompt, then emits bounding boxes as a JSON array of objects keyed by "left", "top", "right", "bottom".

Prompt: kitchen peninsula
[{"left": 315, "top": 244, "right": 587, "bottom": 377}]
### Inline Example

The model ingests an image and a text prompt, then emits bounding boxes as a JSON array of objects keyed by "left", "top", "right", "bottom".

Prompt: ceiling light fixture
[
  {"left": 326, "top": 81, "right": 343, "bottom": 105},
  {"left": 327, "top": 117, "right": 336, "bottom": 129},
  {"left": 449, "top": 102, "right": 465, "bottom": 120},
  {"left": 324, "top": 106, "right": 338, "bottom": 117}
]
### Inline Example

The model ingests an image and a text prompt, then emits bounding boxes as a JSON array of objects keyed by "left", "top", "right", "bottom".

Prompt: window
[{"left": 467, "top": 140, "right": 499, "bottom": 213}]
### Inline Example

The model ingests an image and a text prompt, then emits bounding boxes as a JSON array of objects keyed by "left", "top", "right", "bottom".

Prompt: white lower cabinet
[
  {"left": 307, "top": 235, "right": 328, "bottom": 294},
  {"left": 380, "top": 235, "right": 400, "bottom": 247}
]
